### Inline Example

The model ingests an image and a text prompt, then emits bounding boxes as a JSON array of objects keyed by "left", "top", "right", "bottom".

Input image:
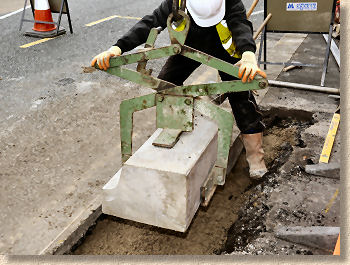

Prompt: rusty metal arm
[
  {"left": 120, "top": 93, "right": 157, "bottom": 163},
  {"left": 180, "top": 46, "right": 241, "bottom": 78},
  {"left": 106, "top": 67, "right": 176, "bottom": 91},
  {"left": 194, "top": 99, "right": 234, "bottom": 186},
  {"left": 180, "top": 46, "right": 268, "bottom": 87},
  {"left": 161, "top": 79, "right": 268, "bottom": 96},
  {"left": 108, "top": 45, "right": 182, "bottom": 68}
]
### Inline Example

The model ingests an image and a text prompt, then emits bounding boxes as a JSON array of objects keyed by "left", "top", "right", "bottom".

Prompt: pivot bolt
[
  {"left": 184, "top": 98, "right": 192, "bottom": 105},
  {"left": 158, "top": 95, "right": 164, "bottom": 102},
  {"left": 173, "top": 45, "right": 181, "bottom": 54},
  {"left": 259, "top": 81, "right": 267, "bottom": 88}
]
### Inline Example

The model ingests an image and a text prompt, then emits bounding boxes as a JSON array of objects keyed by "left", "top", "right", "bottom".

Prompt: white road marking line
[{"left": 0, "top": 6, "right": 30, "bottom": 20}]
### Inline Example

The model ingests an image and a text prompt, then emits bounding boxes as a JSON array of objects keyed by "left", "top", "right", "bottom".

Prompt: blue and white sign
[{"left": 286, "top": 2, "right": 317, "bottom": 11}]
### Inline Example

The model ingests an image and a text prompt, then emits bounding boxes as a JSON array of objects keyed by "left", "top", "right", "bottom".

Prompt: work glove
[
  {"left": 238, "top": 51, "right": 267, "bottom": 83},
  {"left": 91, "top": 46, "right": 122, "bottom": 70}
]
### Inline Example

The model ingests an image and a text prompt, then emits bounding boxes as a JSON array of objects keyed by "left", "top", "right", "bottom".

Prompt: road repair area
[{"left": 0, "top": 0, "right": 341, "bottom": 257}]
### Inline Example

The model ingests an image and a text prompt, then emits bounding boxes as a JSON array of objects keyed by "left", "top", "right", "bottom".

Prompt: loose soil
[{"left": 72, "top": 113, "right": 312, "bottom": 255}]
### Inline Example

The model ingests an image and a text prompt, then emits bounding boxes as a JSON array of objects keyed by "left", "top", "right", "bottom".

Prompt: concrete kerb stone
[
  {"left": 40, "top": 33, "right": 306, "bottom": 255},
  {"left": 275, "top": 226, "right": 340, "bottom": 252},
  {"left": 102, "top": 117, "right": 219, "bottom": 232},
  {"left": 305, "top": 162, "right": 340, "bottom": 179}
]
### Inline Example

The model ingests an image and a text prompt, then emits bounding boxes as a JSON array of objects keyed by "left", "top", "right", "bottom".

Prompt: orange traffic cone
[
  {"left": 333, "top": 234, "right": 340, "bottom": 255},
  {"left": 25, "top": 0, "right": 66, "bottom": 38},
  {"left": 32, "top": 0, "right": 56, "bottom": 32}
]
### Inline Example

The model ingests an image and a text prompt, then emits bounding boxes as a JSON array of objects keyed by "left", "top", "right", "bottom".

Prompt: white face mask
[{"left": 186, "top": 0, "right": 225, "bottom": 27}]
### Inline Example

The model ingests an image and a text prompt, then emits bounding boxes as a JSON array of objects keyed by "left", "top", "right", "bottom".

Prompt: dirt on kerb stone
[{"left": 71, "top": 114, "right": 312, "bottom": 255}]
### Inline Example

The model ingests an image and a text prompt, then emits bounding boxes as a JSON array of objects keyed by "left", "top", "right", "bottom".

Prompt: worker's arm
[
  {"left": 92, "top": 0, "right": 172, "bottom": 70},
  {"left": 226, "top": 0, "right": 266, "bottom": 83},
  {"left": 115, "top": 0, "right": 172, "bottom": 53},
  {"left": 225, "top": 0, "right": 256, "bottom": 55}
]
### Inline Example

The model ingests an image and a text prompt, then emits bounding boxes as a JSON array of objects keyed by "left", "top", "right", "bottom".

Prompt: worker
[{"left": 91, "top": 0, "right": 268, "bottom": 179}]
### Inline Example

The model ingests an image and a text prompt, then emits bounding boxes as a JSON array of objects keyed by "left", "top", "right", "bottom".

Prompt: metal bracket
[
  {"left": 195, "top": 100, "right": 233, "bottom": 183},
  {"left": 156, "top": 94, "right": 194, "bottom": 132},
  {"left": 152, "top": 128, "right": 183, "bottom": 148},
  {"left": 120, "top": 93, "right": 156, "bottom": 163},
  {"left": 137, "top": 27, "right": 164, "bottom": 75},
  {"left": 167, "top": 10, "right": 190, "bottom": 45},
  {"left": 200, "top": 166, "right": 225, "bottom": 206},
  {"left": 200, "top": 167, "right": 217, "bottom": 207}
]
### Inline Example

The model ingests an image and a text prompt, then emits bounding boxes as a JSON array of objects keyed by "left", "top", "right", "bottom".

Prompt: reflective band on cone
[{"left": 33, "top": 0, "right": 56, "bottom": 32}]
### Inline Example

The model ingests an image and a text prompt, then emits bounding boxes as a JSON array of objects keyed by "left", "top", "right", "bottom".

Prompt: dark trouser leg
[
  {"left": 158, "top": 54, "right": 201, "bottom": 85},
  {"left": 220, "top": 70, "right": 267, "bottom": 178},
  {"left": 219, "top": 71, "right": 265, "bottom": 134}
]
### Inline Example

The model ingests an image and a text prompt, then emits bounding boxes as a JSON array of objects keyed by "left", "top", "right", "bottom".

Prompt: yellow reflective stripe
[
  {"left": 175, "top": 19, "right": 186, "bottom": 32},
  {"left": 174, "top": 0, "right": 186, "bottom": 32},
  {"left": 216, "top": 23, "right": 231, "bottom": 44},
  {"left": 175, "top": 4, "right": 241, "bottom": 58},
  {"left": 216, "top": 20, "right": 240, "bottom": 58}
]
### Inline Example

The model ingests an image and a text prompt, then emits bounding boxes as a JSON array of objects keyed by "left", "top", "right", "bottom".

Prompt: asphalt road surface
[{"left": 0, "top": 0, "right": 264, "bottom": 131}]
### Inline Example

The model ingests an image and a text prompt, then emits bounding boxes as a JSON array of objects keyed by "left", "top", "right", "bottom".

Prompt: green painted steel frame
[
  {"left": 162, "top": 79, "right": 267, "bottom": 96},
  {"left": 156, "top": 94, "right": 194, "bottom": 132},
  {"left": 194, "top": 100, "right": 234, "bottom": 185},
  {"left": 107, "top": 67, "right": 176, "bottom": 91},
  {"left": 120, "top": 93, "right": 156, "bottom": 163},
  {"left": 95, "top": 11, "right": 268, "bottom": 185},
  {"left": 167, "top": 10, "right": 190, "bottom": 45},
  {"left": 109, "top": 45, "right": 181, "bottom": 68}
]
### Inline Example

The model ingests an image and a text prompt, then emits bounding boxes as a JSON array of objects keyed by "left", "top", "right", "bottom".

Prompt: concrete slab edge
[
  {"left": 305, "top": 162, "right": 340, "bottom": 179},
  {"left": 39, "top": 196, "right": 102, "bottom": 255},
  {"left": 275, "top": 226, "right": 340, "bottom": 253}
]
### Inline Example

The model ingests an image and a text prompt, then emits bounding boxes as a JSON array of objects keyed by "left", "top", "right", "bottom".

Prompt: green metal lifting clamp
[{"left": 94, "top": 5, "right": 268, "bottom": 203}]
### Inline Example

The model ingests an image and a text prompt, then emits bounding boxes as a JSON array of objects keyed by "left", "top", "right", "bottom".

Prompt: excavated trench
[{"left": 71, "top": 109, "right": 314, "bottom": 255}]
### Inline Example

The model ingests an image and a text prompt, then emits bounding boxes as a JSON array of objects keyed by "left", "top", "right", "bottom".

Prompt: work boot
[{"left": 241, "top": 132, "right": 268, "bottom": 179}]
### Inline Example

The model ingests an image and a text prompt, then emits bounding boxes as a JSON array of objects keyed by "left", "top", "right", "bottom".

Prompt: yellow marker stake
[
  {"left": 20, "top": 37, "right": 55, "bottom": 48},
  {"left": 319, "top": 113, "right": 340, "bottom": 163}
]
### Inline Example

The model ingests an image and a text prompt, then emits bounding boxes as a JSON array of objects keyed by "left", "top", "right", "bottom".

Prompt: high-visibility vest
[{"left": 175, "top": 1, "right": 241, "bottom": 58}]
